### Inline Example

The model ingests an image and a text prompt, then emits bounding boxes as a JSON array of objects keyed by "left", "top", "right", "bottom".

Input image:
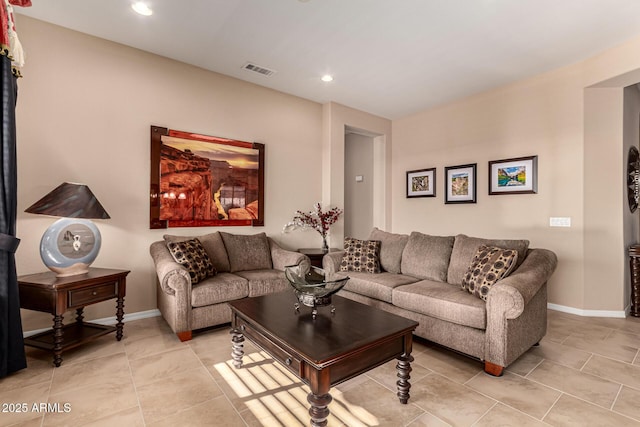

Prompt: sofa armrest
[
  {"left": 149, "top": 240, "right": 191, "bottom": 296},
  {"left": 269, "top": 239, "right": 308, "bottom": 271},
  {"left": 484, "top": 248, "right": 557, "bottom": 370},
  {"left": 323, "top": 250, "right": 345, "bottom": 274},
  {"left": 487, "top": 248, "right": 557, "bottom": 319}
]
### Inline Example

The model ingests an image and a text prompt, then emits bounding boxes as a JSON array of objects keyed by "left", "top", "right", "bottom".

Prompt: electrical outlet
[{"left": 549, "top": 217, "right": 571, "bottom": 227}]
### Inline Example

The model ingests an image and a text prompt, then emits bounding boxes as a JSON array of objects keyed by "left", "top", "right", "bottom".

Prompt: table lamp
[{"left": 25, "top": 182, "right": 110, "bottom": 277}]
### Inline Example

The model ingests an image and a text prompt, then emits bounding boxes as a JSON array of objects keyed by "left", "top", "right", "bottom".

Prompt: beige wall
[
  {"left": 583, "top": 87, "right": 624, "bottom": 312},
  {"left": 15, "top": 17, "right": 324, "bottom": 330},
  {"left": 393, "top": 34, "right": 640, "bottom": 314}
]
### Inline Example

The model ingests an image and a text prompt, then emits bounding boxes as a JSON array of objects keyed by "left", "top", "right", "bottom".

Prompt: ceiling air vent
[{"left": 242, "top": 62, "right": 277, "bottom": 77}]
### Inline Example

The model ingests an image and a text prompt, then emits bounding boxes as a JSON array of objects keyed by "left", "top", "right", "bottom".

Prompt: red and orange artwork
[{"left": 150, "top": 126, "right": 264, "bottom": 228}]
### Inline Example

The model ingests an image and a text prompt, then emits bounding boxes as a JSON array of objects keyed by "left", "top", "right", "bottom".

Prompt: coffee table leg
[
  {"left": 230, "top": 327, "right": 244, "bottom": 369},
  {"left": 53, "top": 313, "right": 64, "bottom": 367},
  {"left": 396, "top": 352, "right": 414, "bottom": 404},
  {"left": 307, "top": 392, "right": 332, "bottom": 427}
]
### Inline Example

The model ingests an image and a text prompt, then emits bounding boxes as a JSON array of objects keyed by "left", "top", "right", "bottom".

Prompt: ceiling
[{"left": 15, "top": 0, "right": 640, "bottom": 119}]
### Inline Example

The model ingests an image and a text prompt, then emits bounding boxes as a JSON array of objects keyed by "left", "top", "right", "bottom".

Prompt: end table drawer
[{"left": 68, "top": 282, "right": 117, "bottom": 307}]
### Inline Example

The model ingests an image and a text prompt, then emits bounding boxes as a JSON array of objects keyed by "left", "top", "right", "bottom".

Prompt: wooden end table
[
  {"left": 229, "top": 292, "right": 418, "bottom": 427},
  {"left": 18, "top": 267, "right": 130, "bottom": 367},
  {"left": 298, "top": 248, "right": 338, "bottom": 269}
]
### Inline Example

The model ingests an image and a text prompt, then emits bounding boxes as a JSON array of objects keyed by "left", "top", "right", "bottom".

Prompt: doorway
[{"left": 344, "top": 126, "right": 385, "bottom": 239}]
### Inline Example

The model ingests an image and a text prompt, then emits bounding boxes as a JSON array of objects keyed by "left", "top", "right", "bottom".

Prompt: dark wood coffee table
[{"left": 228, "top": 291, "right": 418, "bottom": 427}]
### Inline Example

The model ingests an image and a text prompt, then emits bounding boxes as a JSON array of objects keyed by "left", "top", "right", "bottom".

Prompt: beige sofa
[
  {"left": 324, "top": 228, "right": 558, "bottom": 376},
  {"left": 150, "top": 231, "right": 307, "bottom": 341}
]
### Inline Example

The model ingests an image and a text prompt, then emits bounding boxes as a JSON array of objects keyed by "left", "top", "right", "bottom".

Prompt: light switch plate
[
  {"left": 550, "top": 217, "right": 571, "bottom": 227},
  {"left": 355, "top": 175, "right": 364, "bottom": 182}
]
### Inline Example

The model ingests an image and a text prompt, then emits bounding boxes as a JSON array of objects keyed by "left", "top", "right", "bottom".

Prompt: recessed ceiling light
[
  {"left": 132, "top": 2, "right": 153, "bottom": 16},
  {"left": 321, "top": 75, "right": 333, "bottom": 82}
]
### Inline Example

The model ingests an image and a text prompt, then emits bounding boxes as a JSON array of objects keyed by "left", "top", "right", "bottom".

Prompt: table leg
[
  {"left": 52, "top": 313, "right": 64, "bottom": 367},
  {"left": 396, "top": 352, "right": 414, "bottom": 404},
  {"left": 75, "top": 307, "right": 84, "bottom": 323},
  {"left": 230, "top": 328, "right": 244, "bottom": 369},
  {"left": 307, "top": 392, "right": 332, "bottom": 427},
  {"left": 116, "top": 296, "right": 125, "bottom": 341}
]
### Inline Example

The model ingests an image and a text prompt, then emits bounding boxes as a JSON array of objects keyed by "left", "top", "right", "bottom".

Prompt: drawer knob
[
  {"left": 240, "top": 324, "right": 246, "bottom": 331},
  {"left": 285, "top": 358, "right": 292, "bottom": 366},
  {"left": 92, "top": 291, "right": 97, "bottom": 296}
]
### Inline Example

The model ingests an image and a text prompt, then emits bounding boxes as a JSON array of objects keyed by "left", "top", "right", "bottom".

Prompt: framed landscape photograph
[
  {"left": 150, "top": 125, "right": 265, "bottom": 229},
  {"left": 406, "top": 168, "right": 436, "bottom": 198},
  {"left": 489, "top": 155, "right": 538, "bottom": 195},
  {"left": 445, "top": 163, "right": 476, "bottom": 204}
]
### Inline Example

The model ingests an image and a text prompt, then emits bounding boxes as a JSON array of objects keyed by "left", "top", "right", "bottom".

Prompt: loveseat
[
  {"left": 324, "top": 228, "right": 558, "bottom": 376},
  {"left": 150, "top": 231, "right": 307, "bottom": 341}
]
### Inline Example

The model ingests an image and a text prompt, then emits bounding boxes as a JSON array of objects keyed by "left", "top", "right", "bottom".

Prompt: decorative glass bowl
[{"left": 284, "top": 264, "right": 349, "bottom": 317}]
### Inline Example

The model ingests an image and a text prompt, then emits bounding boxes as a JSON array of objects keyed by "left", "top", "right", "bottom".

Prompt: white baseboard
[
  {"left": 92, "top": 309, "right": 161, "bottom": 325},
  {"left": 547, "top": 303, "right": 627, "bottom": 318},
  {"left": 23, "top": 309, "right": 161, "bottom": 338}
]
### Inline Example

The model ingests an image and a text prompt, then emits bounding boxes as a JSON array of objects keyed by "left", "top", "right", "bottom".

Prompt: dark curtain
[{"left": 0, "top": 51, "right": 25, "bottom": 378}]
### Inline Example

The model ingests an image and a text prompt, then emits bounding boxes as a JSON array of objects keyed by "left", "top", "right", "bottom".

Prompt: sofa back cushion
[
  {"left": 164, "top": 232, "right": 230, "bottom": 273},
  {"left": 368, "top": 227, "right": 409, "bottom": 274},
  {"left": 400, "top": 232, "right": 454, "bottom": 282},
  {"left": 220, "top": 232, "right": 273, "bottom": 272},
  {"left": 447, "top": 234, "right": 529, "bottom": 286}
]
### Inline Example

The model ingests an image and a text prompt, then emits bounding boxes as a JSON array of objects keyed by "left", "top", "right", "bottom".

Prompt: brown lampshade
[{"left": 25, "top": 182, "right": 110, "bottom": 219}]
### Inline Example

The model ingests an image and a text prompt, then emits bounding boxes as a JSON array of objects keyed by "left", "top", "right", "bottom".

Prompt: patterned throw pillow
[
  {"left": 461, "top": 245, "right": 518, "bottom": 301},
  {"left": 166, "top": 238, "right": 216, "bottom": 284},
  {"left": 339, "top": 238, "right": 382, "bottom": 274}
]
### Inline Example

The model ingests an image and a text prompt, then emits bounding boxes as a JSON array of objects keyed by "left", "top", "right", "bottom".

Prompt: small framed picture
[
  {"left": 445, "top": 163, "right": 476, "bottom": 204},
  {"left": 489, "top": 156, "right": 538, "bottom": 195},
  {"left": 406, "top": 168, "right": 436, "bottom": 198}
]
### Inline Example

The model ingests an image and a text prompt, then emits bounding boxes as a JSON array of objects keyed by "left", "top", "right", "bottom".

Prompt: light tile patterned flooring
[{"left": 1, "top": 309, "right": 640, "bottom": 426}]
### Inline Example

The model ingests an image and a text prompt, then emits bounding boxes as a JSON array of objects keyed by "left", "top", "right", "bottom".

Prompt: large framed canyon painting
[{"left": 150, "top": 126, "right": 264, "bottom": 229}]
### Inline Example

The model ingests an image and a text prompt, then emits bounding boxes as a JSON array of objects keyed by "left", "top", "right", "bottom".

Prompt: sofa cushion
[
  {"left": 220, "top": 232, "right": 273, "bottom": 272},
  {"left": 461, "top": 245, "right": 518, "bottom": 301},
  {"left": 392, "top": 280, "right": 487, "bottom": 329},
  {"left": 341, "top": 271, "right": 419, "bottom": 303},
  {"left": 447, "top": 234, "right": 529, "bottom": 286},
  {"left": 166, "top": 238, "right": 216, "bottom": 284},
  {"left": 163, "top": 232, "right": 230, "bottom": 273},
  {"left": 234, "top": 269, "right": 290, "bottom": 297},
  {"left": 340, "top": 238, "right": 382, "bottom": 274},
  {"left": 400, "top": 232, "right": 454, "bottom": 282},
  {"left": 369, "top": 227, "right": 409, "bottom": 274},
  {"left": 191, "top": 273, "right": 248, "bottom": 307}
]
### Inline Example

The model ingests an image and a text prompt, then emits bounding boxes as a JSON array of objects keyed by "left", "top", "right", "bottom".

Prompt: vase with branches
[{"left": 283, "top": 202, "right": 343, "bottom": 252}]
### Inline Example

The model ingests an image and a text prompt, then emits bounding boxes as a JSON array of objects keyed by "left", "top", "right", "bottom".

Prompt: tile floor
[{"left": 1, "top": 309, "right": 640, "bottom": 426}]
